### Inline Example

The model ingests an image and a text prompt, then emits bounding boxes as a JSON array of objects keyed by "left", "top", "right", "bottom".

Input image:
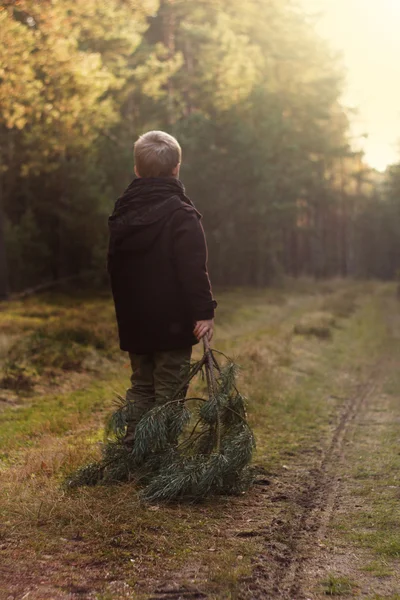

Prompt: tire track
[{"left": 239, "top": 368, "right": 384, "bottom": 600}]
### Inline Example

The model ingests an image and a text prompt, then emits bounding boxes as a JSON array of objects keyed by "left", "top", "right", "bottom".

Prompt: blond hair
[{"left": 134, "top": 130, "right": 182, "bottom": 178}]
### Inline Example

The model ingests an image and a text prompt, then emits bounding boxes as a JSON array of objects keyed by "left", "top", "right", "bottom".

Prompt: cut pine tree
[{"left": 66, "top": 339, "right": 255, "bottom": 503}]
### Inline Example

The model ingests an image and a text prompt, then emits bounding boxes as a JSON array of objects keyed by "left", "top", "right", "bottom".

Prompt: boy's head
[{"left": 134, "top": 130, "right": 181, "bottom": 178}]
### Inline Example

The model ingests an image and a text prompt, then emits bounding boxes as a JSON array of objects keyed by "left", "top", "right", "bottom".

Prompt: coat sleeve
[{"left": 171, "top": 207, "right": 217, "bottom": 321}]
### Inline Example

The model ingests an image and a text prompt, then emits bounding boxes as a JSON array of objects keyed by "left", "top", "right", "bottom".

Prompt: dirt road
[
  {"left": 237, "top": 363, "right": 400, "bottom": 599},
  {"left": 1, "top": 283, "right": 399, "bottom": 600}
]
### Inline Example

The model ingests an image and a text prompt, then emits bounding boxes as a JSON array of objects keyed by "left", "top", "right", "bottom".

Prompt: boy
[{"left": 107, "top": 130, "right": 217, "bottom": 448}]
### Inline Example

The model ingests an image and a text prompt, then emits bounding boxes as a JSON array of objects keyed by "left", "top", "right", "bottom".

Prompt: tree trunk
[
  {"left": 0, "top": 180, "right": 9, "bottom": 300},
  {"left": 162, "top": 0, "right": 176, "bottom": 128}
]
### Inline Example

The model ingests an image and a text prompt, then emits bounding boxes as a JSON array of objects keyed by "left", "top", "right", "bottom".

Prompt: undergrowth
[{"left": 0, "top": 296, "right": 119, "bottom": 391}]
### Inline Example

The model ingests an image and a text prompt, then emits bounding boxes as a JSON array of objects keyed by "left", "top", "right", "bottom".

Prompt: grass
[
  {"left": 366, "top": 596, "right": 400, "bottom": 600},
  {"left": 318, "top": 293, "right": 400, "bottom": 597},
  {"left": 361, "top": 561, "right": 395, "bottom": 578},
  {"left": 0, "top": 280, "right": 397, "bottom": 598},
  {"left": 321, "top": 574, "right": 357, "bottom": 596},
  {"left": 294, "top": 310, "right": 336, "bottom": 339},
  {"left": 333, "top": 376, "right": 400, "bottom": 563},
  {"left": 0, "top": 375, "right": 118, "bottom": 456}
]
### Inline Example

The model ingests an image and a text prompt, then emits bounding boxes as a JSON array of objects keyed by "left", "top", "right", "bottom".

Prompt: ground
[{"left": 0, "top": 280, "right": 399, "bottom": 600}]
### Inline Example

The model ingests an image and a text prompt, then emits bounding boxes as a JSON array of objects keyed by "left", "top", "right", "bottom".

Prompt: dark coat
[{"left": 108, "top": 177, "right": 217, "bottom": 354}]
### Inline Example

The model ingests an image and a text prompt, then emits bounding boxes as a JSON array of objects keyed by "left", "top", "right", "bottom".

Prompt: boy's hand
[{"left": 194, "top": 319, "right": 214, "bottom": 342}]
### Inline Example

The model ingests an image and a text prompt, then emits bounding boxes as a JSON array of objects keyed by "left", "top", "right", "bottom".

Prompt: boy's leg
[
  {"left": 153, "top": 347, "right": 192, "bottom": 407},
  {"left": 124, "top": 353, "right": 155, "bottom": 447}
]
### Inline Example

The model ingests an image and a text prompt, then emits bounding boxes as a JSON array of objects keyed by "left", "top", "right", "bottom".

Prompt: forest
[
  {"left": 1, "top": 0, "right": 400, "bottom": 298},
  {"left": 2, "top": 2, "right": 400, "bottom": 599}
]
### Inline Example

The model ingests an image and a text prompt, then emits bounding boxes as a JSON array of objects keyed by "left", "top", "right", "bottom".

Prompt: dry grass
[
  {"left": 294, "top": 310, "right": 336, "bottom": 339},
  {"left": 0, "top": 280, "right": 395, "bottom": 599}
]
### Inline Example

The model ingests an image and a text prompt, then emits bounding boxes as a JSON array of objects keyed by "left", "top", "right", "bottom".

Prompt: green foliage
[
  {"left": 66, "top": 347, "right": 256, "bottom": 503},
  {"left": 354, "top": 165, "right": 400, "bottom": 279},
  {"left": 1, "top": 0, "right": 399, "bottom": 292},
  {"left": 0, "top": 0, "right": 158, "bottom": 291},
  {"left": 5, "top": 210, "right": 50, "bottom": 290}
]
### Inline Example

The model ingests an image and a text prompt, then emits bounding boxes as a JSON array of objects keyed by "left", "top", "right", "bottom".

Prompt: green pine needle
[{"left": 66, "top": 348, "right": 255, "bottom": 502}]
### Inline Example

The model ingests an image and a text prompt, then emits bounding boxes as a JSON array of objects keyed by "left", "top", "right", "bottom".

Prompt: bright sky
[{"left": 301, "top": 0, "right": 400, "bottom": 171}]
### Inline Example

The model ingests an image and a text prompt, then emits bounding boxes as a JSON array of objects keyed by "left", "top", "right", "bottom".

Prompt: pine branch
[{"left": 66, "top": 341, "right": 255, "bottom": 502}]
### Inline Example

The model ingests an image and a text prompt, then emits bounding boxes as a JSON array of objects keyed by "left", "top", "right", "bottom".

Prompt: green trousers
[{"left": 124, "top": 347, "right": 192, "bottom": 446}]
